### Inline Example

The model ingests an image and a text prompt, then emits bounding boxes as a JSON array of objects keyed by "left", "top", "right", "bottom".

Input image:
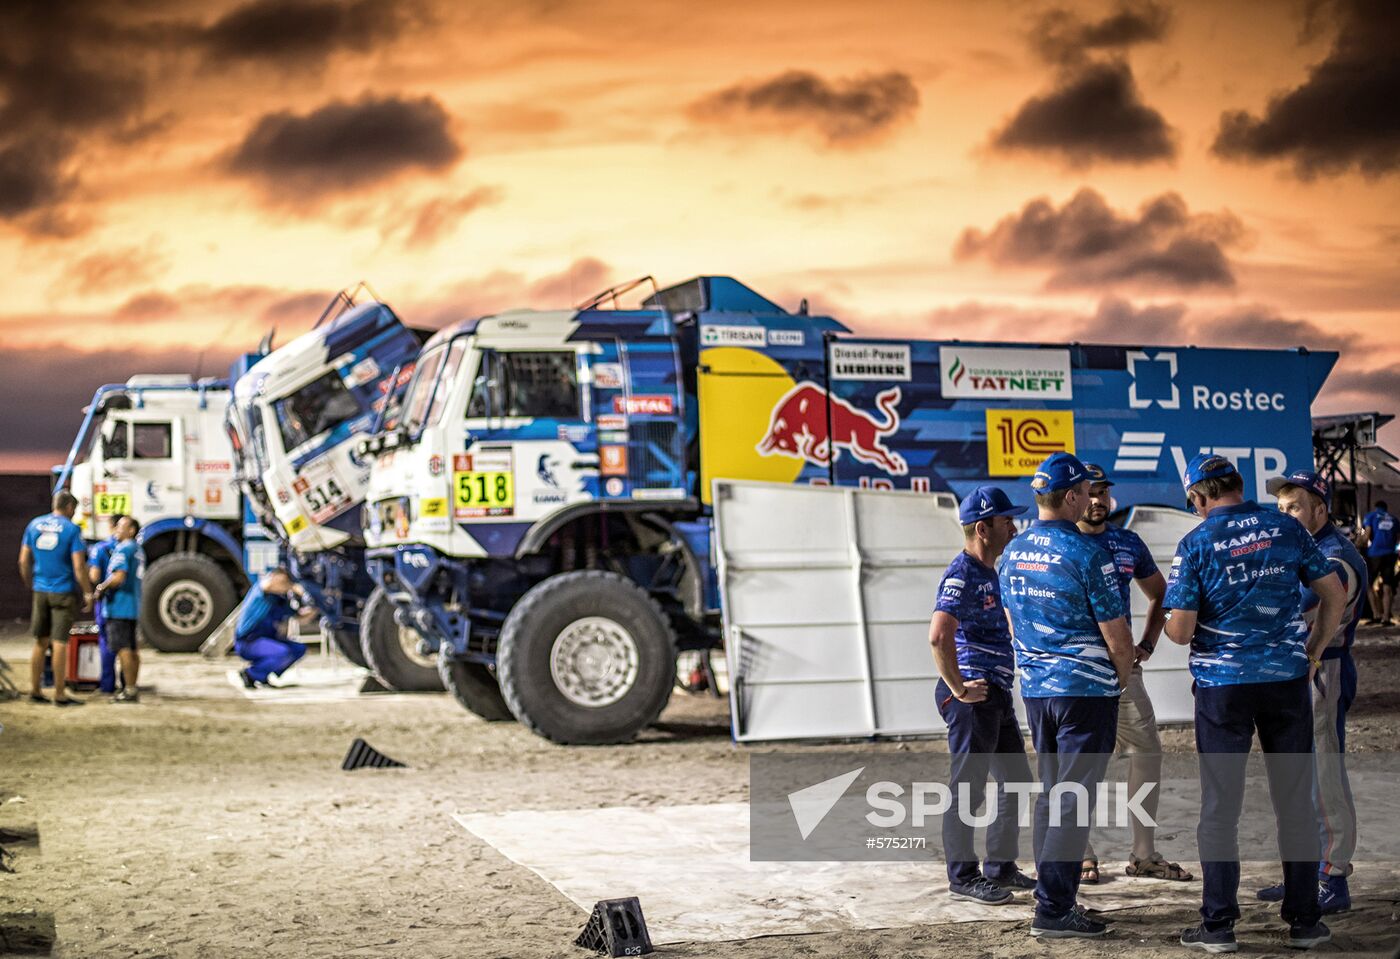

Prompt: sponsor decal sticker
[
  {"left": 605, "top": 477, "right": 625, "bottom": 496},
  {"left": 769, "top": 329, "right": 805, "bottom": 347},
  {"left": 345, "top": 356, "right": 381, "bottom": 389},
  {"left": 985, "top": 409, "right": 1076, "bottom": 476},
  {"left": 757, "top": 382, "right": 908, "bottom": 476},
  {"left": 453, "top": 449, "right": 514, "bottom": 518},
  {"left": 428, "top": 454, "right": 444, "bottom": 476},
  {"left": 613, "top": 395, "right": 674, "bottom": 415},
  {"left": 286, "top": 514, "right": 309, "bottom": 534},
  {"left": 632, "top": 488, "right": 685, "bottom": 500},
  {"left": 593, "top": 363, "right": 624, "bottom": 389},
  {"left": 600, "top": 445, "right": 628, "bottom": 476},
  {"left": 195, "top": 460, "right": 232, "bottom": 472},
  {"left": 420, "top": 497, "right": 448, "bottom": 518},
  {"left": 941, "top": 346, "right": 1071, "bottom": 400},
  {"left": 596, "top": 414, "right": 627, "bottom": 431},
  {"left": 701, "top": 325, "right": 767, "bottom": 347},
  {"left": 831, "top": 343, "right": 911, "bottom": 382}
]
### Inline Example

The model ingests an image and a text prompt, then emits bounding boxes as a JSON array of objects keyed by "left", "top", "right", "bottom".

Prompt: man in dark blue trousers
[
  {"left": 928, "top": 485, "right": 1034, "bottom": 905},
  {"left": 235, "top": 569, "right": 308, "bottom": 688},
  {"left": 87, "top": 517, "right": 123, "bottom": 694},
  {"left": 1000, "top": 452, "right": 1136, "bottom": 939},
  {"left": 1165, "top": 454, "right": 1345, "bottom": 953}
]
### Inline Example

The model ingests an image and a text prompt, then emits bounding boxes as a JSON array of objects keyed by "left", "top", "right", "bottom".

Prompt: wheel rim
[
  {"left": 549, "top": 616, "right": 639, "bottom": 708},
  {"left": 161, "top": 580, "right": 214, "bottom": 635},
  {"left": 398, "top": 623, "right": 436, "bottom": 669}
]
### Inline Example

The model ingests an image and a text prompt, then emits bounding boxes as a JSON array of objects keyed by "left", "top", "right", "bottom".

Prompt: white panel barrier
[{"left": 714, "top": 480, "right": 1200, "bottom": 743}]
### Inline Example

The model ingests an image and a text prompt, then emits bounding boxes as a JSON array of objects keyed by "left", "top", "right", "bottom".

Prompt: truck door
[{"left": 100, "top": 415, "right": 186, "bottom": 526}]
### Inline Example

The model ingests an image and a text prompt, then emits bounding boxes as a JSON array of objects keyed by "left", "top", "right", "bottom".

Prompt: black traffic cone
[
  {"left": 341, "top": 737, "right": 407, "bottom": 771},
  {"left": 574, "top": 897, "right": 652, "bottom": 956}
]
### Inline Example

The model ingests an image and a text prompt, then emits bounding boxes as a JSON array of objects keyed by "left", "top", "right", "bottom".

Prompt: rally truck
[
  {"left": 226, "top": 293, "right": 432, "bottom": 687},
  {"left": 54, "top": 375, "right": 261, "bottom": 652},
  {"left": 360, "top": 275, "right": 1337, "bottom": 744}
]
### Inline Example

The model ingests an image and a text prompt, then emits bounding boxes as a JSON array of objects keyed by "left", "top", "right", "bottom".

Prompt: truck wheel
[
  {"left": 496, "top": 571, "right": 678, "bottom": 745},
  {"left": 330, "top": 628, "right": 369, "bottom": 669},
  {"left": 360, "top": 587, "right": 443, "bottom": 692},
  {"left": 142, "top": 552, "right": 239, "bottom": 653},
  {"left": 438, "top": 651, "right": 514, "bottom": 722}
]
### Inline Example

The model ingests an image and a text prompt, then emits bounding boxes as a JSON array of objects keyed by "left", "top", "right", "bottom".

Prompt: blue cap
[
  {"left": 1083, "top": 462, "right": 1114, "bottom": 487},
  {"left": 1030, "top": 452, "right": 1090, "bottom": 494},
  {"left": 958, "top": 485, "right": 1028, "bottom": 525},
  {"left": 1182, "top": 452, "right": 1239, "bottom": 491},
  {"left": 1266, "top": 469, "right": 1331, "bottom": 506}
]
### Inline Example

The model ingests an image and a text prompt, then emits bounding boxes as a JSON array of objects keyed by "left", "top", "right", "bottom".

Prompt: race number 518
[{"left": 454, "top": 470, "right": 513, "bottom": 509}]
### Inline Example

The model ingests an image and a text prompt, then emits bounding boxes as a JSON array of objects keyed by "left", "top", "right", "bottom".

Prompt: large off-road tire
[
  {"left": 438, "top": 650, "right": 514, "bottom": 722},
  {"left": 360, "top": 587, "right": 443, "bottom": 691},
  {"left": 329, "top": 628, "right": 369, "bottom": 669},
  {"left": 141, "top": 552, "right": 239, "bottom": 653},
  {"left": 496, "top": 571, "right": 678, "bottom": 745}
]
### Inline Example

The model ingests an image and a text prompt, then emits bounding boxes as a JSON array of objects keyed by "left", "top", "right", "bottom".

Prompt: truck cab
[
  {"left": 57, "top": 375, "right": 246, "bottom": 651},
  {"left": 228, "top": 297, "right": 430, "bottom": 685}
]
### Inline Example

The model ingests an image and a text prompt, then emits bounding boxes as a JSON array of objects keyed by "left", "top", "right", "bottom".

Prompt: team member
[
  {"left": 1359, "top": 500, "right": 1397, "bottom": 625},
  {"left": 88, "top": 516, "right": 124, "bottom": 695},
  {"left": 235, "top": 569, "right": 309, "bottom": 688},
  {"left": 928, "top": 486, "right": 1035, "bottom": 905},
  {"left": 18, "top": 491, "right": 91, "bottom": 706},
  {"left": 94, "top": 516, "right": 144, "bottom": 703},
  {"left": 1255, "top": 471, "right": 1366, "bottom": 914},
  {"left": 1000, "top": 452, "right": 1135, "bottom": 939},
  {"left": 1077, "top": 464, "right": 1192, "bottom": 884},
  {"left": 1164, "top": 454, "right": 1345, "bottom": 953}
]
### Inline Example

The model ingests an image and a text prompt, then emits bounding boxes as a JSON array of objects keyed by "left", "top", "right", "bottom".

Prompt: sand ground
[{"left": 1, "top": 624, "right": 1398, "bottom": 958}]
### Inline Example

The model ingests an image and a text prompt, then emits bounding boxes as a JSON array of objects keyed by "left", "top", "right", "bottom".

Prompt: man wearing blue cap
[
  {"left": 1254, "top": 470, "right": 1366, "bottom": 914},
  {"left": 928, "top": 485, "right": 1035, "bottom": 905},
  {"left": 1077, "top": 463, "right": 1190, "bottom": 884},
  {"left": 1000, "top": 452, "right": 1136, "bottom": 939},
  {"left": 1164, "top": 453, "right": 1346, "bottom": 952}
]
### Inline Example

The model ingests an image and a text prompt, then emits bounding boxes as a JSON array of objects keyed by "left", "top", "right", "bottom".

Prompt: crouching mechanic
[
  {"left": 1078, "top": 463, "right": 1192, "bottom": 884},
  {"left": 1000, "top": 452, "right": 1136, "bottom": 940},
  {"left": 94, "top": 516, "right": 144, "bottom": 703},
  {"left": 928, "top": 485, "right": 1035, "bottom": 905},
  {"left": 1165, "top": 454, "right": 1345, "bottom": 953},
  {"left": 1255, "top": 470, "right": 1366, "bottom": 914},
  {"left": 235, "top": 569, "right": 313, "bottom": 688}
]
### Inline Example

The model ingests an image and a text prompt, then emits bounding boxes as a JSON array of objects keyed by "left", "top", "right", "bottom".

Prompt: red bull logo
[{"left": 757, "top": 382, "right": 908, "bottom": 476}]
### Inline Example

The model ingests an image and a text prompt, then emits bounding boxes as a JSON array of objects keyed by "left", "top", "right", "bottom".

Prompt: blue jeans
[
  {"left": 1194, "top": 676, "right": 1320, "bottom": 930},
  {"left": 1023, "top": 695, "right": 1119, "bottom": 919},
  {"left": 936, "top": 679, "right": 1033, "bottom": 885},
  {"left": 235, "top": 635, "right": 306, "bottom": 683}
]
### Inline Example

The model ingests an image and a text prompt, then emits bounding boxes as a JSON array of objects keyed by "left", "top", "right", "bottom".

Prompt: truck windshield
[
  {"left": 274, "top": 371, "right": 360, "bottom": 451},
  {"left": 401, "top": 344, "right": 447, "bottom": 434}
]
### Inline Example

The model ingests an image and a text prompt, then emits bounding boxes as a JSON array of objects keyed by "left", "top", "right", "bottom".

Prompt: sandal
[
  {"left": 1126, "top": 852, "right": 1193, "bottom": 881},
  {"left": 1081, "top": 858, "right": 1100, "bottom": 884}
]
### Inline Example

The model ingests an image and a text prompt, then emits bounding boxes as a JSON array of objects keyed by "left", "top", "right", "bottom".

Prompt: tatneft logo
[
  {"left": 786, "top": 767, "right": 1155, "bottom": 840},
  {"left": 1127, "top": 350, "right": 1287, "bottom": 413},
  {"left": 940, "top": 346, "right": 1071, "bottom": 400}
]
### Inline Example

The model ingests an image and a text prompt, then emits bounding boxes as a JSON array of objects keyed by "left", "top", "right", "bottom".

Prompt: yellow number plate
[
  {"left": 96, "top": 492, "right": 131, "bottom": 516},
  {"left": 453, "top": 470, "right": 514, "bottom": 517}
]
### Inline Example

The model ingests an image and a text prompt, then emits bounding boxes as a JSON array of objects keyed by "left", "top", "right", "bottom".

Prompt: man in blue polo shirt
[
  {"left": 1000, "top": 452, "right": 1135, "bottom": 939},
  {"left": 1360, "top": 500, "right": 1396, "bottom": 625},
  {"left": 88, "top": 516, "right": 124, "bottom": 695},
  {"left": 928, "top": 485, "right": 1034, "bottom": 905},
  {"left": 234, "top": 569, "right": 309, "bottom": 688},
  {"left": 1165, "top": 454, "right": 1345, "bottom": 953},
  {"left": 1255, "top": 470, "right": 1367, "bottom": 914},
  {"left": 94, "top": 516, "right": 144, "bottom": 704},
  {"left": 18, "top": 491, "right": 91, "bottom": 706}
]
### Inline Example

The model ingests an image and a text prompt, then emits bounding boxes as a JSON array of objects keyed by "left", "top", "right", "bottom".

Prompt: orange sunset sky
[{"left": 1, "top": 0, "right": 1397, "bottom": 471}]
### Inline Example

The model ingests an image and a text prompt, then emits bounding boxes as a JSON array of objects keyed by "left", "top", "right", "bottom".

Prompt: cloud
[
  {"left": 379, "top": 186, "right": 503, "bottom": 249},
  {"left": 1030, "top": 2, "right": 1172, "bottom": 66},
  {"left": 1077, "top": 296, "right": 1188, "bottom": 343},
  {"left": 1212, "top": 0, "right": 1400, "bottom": 178},
  {"left": 413, "top": 258, "right": 614, "bottom": 327},
  {"left": 1205, "top": 305, "right": 1358, "bottom": 352},
  {"left": 225, "top": 93, "right": 462, "bottom": 205},
  {"left": 54, "top": 242, "right": 170, "bottom": 297},
  {"left": 688, "top": 70, "right": 919, "bottom": 146},
  {"left": 990, "top": 60, "right": 1176, "bottom": 165},
  {"left": 954, "top": 188, "right": 1244, "bottom": 291},
  {"left": 199, "top": 0, "right": 415, "bottom": 69}
]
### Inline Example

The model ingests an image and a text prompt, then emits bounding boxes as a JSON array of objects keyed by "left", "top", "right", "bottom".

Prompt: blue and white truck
[{"left": 359, "top": 276, "right": 1337, "bottom": 744}]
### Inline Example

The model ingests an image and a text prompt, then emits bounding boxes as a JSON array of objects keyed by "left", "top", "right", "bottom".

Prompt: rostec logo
[
  {"left": 757, "top": 382, "right": 908, "bottom": 476},
  {"left": 1126, "top": 350, "right": 1180, "bottom": 410}
]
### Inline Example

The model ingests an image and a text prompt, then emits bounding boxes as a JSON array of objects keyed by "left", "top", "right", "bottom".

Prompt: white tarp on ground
[
  {"left": 713, "top": 480, "right": 1201, "bottom": 742},
  {"left": 224, "top": 663, "right": 372, "bottom": 704},
  {"left": 453, "top": 803, "right": 1201, "bottom": 945}
]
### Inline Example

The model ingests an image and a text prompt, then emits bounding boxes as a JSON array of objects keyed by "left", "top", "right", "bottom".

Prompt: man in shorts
[
  {"left": 94, "top": 516, "right": 144, "bottom": 703},
  {"left": 18, "top": 491, "right": 90, "bottom": 706}
]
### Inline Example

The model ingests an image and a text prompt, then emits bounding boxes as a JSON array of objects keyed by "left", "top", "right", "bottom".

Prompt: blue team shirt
[
  {"left": 1082, "top": 526, "right": 1159, "bottom": 628},
  {"left": 1000, "top": 519, "right": 1126, "bottom": 698},
  {"left": 1362, "top": 509, "right": 1398, "bottom": 558},
  {"left": 1306, "top": 524, "right": 1367, "bottom": 653},
  {"left": 104, "top": 540, "right": 144, "bottom": 620},
  {"left": 235, "top": 582, "right": 293, "bottom": 640},
  {"left": 88, "top": 536, "right": 117, "bottom": 580},
  {"left": 1164, "top": 501, "right": 1333, "bottom": 687},
  {"left": 933, "top": 551, "right": 1016, "bottom": 689},
  {"left": 22, "top": 513, "right": 86, "bottom": 594}
]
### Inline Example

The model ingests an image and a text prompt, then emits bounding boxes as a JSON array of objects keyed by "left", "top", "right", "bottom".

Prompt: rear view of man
[
  {"left": 235, "top": 569, "right": 309, "bottom": 688},
  {"left": 88, "top": 516, "right": 124, "bottom": 695},
  {"left": 1256, "top": 470, "right": 1366, "bottom": 914},
  {"left": 1000, "top": 452, "right": 1136, "bottom": 940},
  {"left": 928, "top": 485, "right": 1034, "bottom": 905},
  {"left": 18, "top": 491, "right": 90, "bottom": 706},
  {"left": 1359, "top": 500, "right": 1396, "bottom": 625},
  {"left": 1165, "top": 454, "right": 1345, "bottom": 953},
  {"left": 94, "top": 516, "right": 144, "bottom": 703}
]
